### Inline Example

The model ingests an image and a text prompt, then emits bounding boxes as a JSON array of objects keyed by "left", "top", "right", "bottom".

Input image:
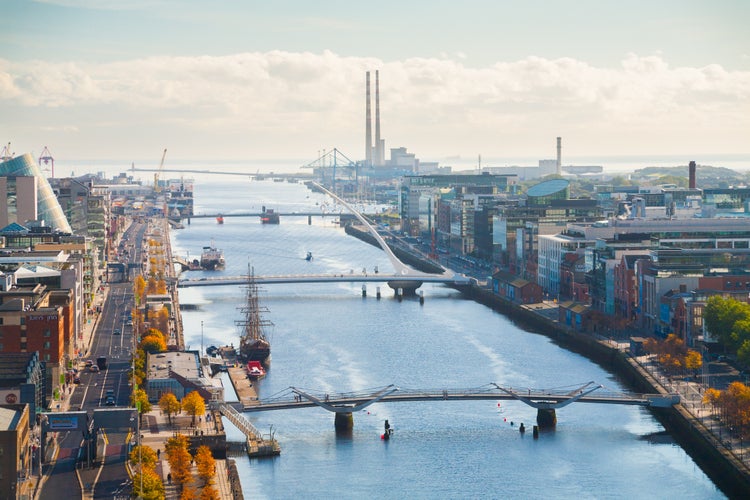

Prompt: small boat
[
  {"left": 247, "top": 360, "right": 266, "bottom": 380},
  {"left": 260, "top": 208, "right": 280, "bottom": 224},
  {"left": 305, "top": 252, "right": 313, "bottom": 261},
  {"left": 217, "top": 215, "right": 224, "bottom": 224}
]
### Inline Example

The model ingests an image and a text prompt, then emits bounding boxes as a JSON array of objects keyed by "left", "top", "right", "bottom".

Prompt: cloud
[{"left": 1, "top": 51, "right": 748, "bottom": 159}]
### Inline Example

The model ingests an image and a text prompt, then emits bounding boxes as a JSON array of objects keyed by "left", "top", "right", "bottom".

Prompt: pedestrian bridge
[{"left": 227, "top": 382, "right": 680, "bottom": 429}]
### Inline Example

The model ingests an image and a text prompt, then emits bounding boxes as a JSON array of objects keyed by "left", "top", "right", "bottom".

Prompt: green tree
[
  {"left": 704, "top": 296, "right": 750, "bottom": 349},
  {"left": 182, "top": 391, "right": 206, "bottom": 426},
  {"left": 159, "top": 392, "right": 181, "bottom": 426},
  {"left": 738, "top": 339, "right": 750, "bottom": 367}
]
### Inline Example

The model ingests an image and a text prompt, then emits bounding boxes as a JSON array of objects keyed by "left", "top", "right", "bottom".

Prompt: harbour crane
[
  {"left": 39, "top": 146, "right": 55, "bottom": 177},
  {"left": 154, "top": 148, "right": 167, "bottom": 193}
]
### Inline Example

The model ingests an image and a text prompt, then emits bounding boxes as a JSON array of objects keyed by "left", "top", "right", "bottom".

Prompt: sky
[{"left": 1, "top": 0, "right": 749, "bottom": 170}]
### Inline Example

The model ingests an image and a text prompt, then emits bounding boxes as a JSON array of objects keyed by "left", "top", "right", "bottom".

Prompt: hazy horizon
[{"left": 2, "top": 1, "right": 749, "bottom": 164}]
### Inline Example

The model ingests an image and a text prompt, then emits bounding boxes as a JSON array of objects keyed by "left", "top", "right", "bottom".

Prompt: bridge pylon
[{"left": 291, "top": 385, "right": 399, "bottom": 430}]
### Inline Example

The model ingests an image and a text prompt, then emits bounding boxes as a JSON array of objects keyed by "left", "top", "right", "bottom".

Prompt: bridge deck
[
  {"left": 231, "top": 385, "right": 678, "bottom": 412},
  {"left": 178, "top": 273, "right": 471, "bottom": 287}
]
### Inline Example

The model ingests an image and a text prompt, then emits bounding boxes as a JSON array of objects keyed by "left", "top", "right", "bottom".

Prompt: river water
[{"left": 171, "top": 176, "right": 723, "bottom": 499}]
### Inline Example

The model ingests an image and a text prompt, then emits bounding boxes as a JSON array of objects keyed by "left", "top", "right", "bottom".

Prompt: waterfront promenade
[{"left": 515, "top": 299, "right": 750, "bottom": 493}]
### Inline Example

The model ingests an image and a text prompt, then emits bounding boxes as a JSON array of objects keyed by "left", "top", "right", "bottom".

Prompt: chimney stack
[
  {"left": 375, "top": 70, "right": 382, "bottom": 166},
  {"left": 688, "top": 160, "right": 696, "bottom": 189},
  {"left": 365, "top": 72, "right": 372, "bottom": 167},
  {"left": 556, "top": 137, "right": 562, "bottom": 175}
]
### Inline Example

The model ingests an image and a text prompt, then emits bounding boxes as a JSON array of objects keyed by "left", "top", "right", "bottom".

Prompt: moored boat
[
  {"left": 247, "top": 360, "right": 266, "bottom": 380},
  {"left": 200, "top": 242, "right": 225, "bottom": 270},
  {"left": 238, "top": 269, "right": 273, "bottom": 367}
]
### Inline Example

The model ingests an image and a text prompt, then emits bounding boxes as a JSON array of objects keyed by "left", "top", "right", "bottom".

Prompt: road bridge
[
  {"left": 229, "top": 382, "right": 679, "bottom": 431},
  {"left": 176, "top": 181, "right": 463, "bottom": 293},
  {"left": 177, "top": 272, "right": 471, "bottom": 288}
]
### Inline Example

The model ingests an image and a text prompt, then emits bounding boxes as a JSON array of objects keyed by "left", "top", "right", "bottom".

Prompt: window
[
  {"left": 43, "top": 341, "right": 50, "bottom": 349},
  {"left": 44, "top": 329, "right": 51, "bottom": 337},
  {"left": 44, "top": 354, "right": 50, "bottom": 362},
  {"left": 0, "top": 343, "right": 3, "bottom": 350},
  {"left": 20, "top": 342, "right": 26, "bottom": 350}
]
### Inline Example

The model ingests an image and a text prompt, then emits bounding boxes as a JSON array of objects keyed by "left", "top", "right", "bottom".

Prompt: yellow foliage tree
[
  {"left": 182, "top": 391, "right": 206, "bottom": 426},
  {"left": 141, "top": 334, "right": 167, "bottom": 353},
  {"left": 132, "top": 467, "right": 165, "bottom": 500},
  {"left": 157, "top": 279, "right": 168, "bottom": 295},
  {"left": 159, "top": 392, "right": 181, "bottom": 426},
  {"left": 134, "top": 275, "right": 146, "bottom": 305},
  {"left": 129, "top": 444, "right": 158, "bottom": 470},
  {"left": 166, "top": 435, "right": 193, "bottom": 487},
  {"left": 194, "top": 445, "right": 216, "bottom": 486},
  {"left": 199, "top": 485, "right": 220, "bottom": 500},
  {"left": 684, "top": 350, "right": 702, "bottom": 372}
]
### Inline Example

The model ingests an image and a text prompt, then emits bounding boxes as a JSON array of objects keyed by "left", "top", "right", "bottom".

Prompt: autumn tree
[
  {"left": 129, "top": 444, "right": 158, "bottom": 470},
  {"left": 199, "top": 484, "right": 220, "bottom": 500},
  {"left": 134, "top": 275, "right": 146, "bottom": 305},
  {"left": 146, "top": 275, "right": 159, "bottom": 295},
  {"left": 684, "top": 350, "right": 702, "bottom": 372},
  {"left": 182, "top": 391, "right": 206, "bottom": 426},
  {"left": 159, "top": 392, "right": 181, "bottom": 426},
  {"left": 132, "top": 467, "right": 165, "bottom": 500},
  {"left": 180, "top": 485, "right": 198, "bottom": 500},
  {"left": 141, "top": 334, "right": 167, "bottom": 353},
  {"left": 166, "top": 434, "right": 193, "bottom": 487},
  {"left": 157, "top": 278, "right": 168, "bottom": 295},
  {"left": 131, "top": 388, "right": 153, "bottom": 422},
  {"left": 194, "top": 445, "right": 216, "bottom": 487}
]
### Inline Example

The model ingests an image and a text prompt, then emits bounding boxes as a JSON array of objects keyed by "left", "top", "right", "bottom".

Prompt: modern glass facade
[{"left": 0, "top": 154, "right": 71, "bottom": 232}]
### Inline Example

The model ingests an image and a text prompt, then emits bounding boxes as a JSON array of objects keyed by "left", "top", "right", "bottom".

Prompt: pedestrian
[
  {"left": 157, "top": 449, "right": 161, "bottom": 458},
  {"left": 167, "top": 473, "right": 171, "bottom": 484}
]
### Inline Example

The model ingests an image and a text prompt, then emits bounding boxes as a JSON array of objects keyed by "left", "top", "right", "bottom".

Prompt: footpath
[{"left": 39, "top": 218, "right": 237, "bottom": 499}]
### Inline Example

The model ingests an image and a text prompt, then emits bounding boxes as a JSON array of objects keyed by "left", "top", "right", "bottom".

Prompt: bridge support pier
[
  {"left": 536, "top": 409, "right": 557, "bottom": 428},
  {"left": 387, "top": 281, "right": 423, "bottom": 295},
  {"left": 334, "top": 412, "right": 353, "bottom": 431}
]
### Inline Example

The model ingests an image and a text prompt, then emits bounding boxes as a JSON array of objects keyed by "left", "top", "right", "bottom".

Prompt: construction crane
[
  {"left": 154, "top": 148, "right": 167, "bottom": 193},
  {"left": 39, "top": 146, "right": 55, "bottom": 177}
]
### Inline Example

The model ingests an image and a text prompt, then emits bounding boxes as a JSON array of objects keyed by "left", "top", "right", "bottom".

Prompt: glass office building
[{"left": 0, "top": 153, "right": 71, "bottom": 233}]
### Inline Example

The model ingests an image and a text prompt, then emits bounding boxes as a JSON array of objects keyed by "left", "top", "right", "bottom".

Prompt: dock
[{"left": 224, "top": 366, "right": 280, "bottom": 457}]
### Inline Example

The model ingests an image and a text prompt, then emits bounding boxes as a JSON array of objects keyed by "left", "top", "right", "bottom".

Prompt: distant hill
[{"left": 631, "top": 165, "right": 748, "bottom": 188}]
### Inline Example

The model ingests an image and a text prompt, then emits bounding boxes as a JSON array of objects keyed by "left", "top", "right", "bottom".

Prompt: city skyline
[{"left": 1, "top": 0, "right": 749, "bottom": 167}]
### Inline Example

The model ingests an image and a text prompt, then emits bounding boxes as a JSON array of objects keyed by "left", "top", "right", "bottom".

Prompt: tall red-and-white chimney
[{"left": 365, "top": 72, "right": 372, "bottom": 167}]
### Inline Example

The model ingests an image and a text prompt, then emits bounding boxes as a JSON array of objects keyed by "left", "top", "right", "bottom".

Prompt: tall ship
[
  {"left": 238, "top": 270, "right": 272, "bottom": 367},
  {"left": 200, "top": 242, "right": 225, "bottom": 270}
]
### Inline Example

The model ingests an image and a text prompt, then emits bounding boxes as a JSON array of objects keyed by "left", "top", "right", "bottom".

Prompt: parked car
[
  {"left": 90, "top": 365, "right": 100, "bottom": 373},
  {"left": 85, "top": 359, "right": 93, "bottom": 367},
  {"left": 73, "top": 376, "right": 81, "bottom": 384}
]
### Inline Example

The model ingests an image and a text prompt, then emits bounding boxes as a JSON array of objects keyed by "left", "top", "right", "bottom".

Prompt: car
[
  {"left": 105, "top": 396, "right": 116, "bottom": 406},
  {"left": 85, "top": 359, "right": 93, "bottom": 367},
  {"left": 73, "top": 376, "right": 81, "bottom": 384},
  {"left": 90, "top": 365, "right": 100, "bottom": 373},
  {"left": 113, "top": 328, "right": 121, "bottom": 335},
  {"left": 125, "top": 320, "right": 133, "bottom": 326}
]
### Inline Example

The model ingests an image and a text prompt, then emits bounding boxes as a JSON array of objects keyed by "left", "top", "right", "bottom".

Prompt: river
[{"left": 170, "top": 176, "right": 723, "bottom": 499}]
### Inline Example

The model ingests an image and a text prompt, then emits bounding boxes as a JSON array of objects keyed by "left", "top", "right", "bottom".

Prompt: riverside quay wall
[
  {"left": 462, "top": 285, "right": 750, "bottom": 499},
  {"left": 346, "top": 221, "right": 750, "bottom": 496}
]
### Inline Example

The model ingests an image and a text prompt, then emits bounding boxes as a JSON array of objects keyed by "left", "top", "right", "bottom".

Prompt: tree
[
  {"left": 704, "top": 296, "right": 750, "bottom": 349},
  {"left": 199, "top": 485, "right": 220, "bottom": 500},
  {"left": 159, "top": 392, "right": 182, "bottom": 426},
  {"left": 132, "top": 467, "right": 165, "bottom": 500},
  {"left": 194, "top": 445, "right": 216, "bottom": 486},
  {"left": 141, "top": 334, "right": 167, "bottom": 353},
  {"left": 180, "top": 485, "right": 199, "bottom": 500},
  {"left": 134, "top": 275, "right": 146, "bottom": 305},
  {"left": 131, "top": 388, "right": 153, "bottom": 421},
  {"left": 166, "top": 435, "right": 193, "bottom": 487},
  {"left": 182, "top": 391, "right": 206, "bottom": 426},
  {"left": 738, "top": 339, "right": 750, "bottom": 367},
  {"left": 684, "top": 350, "right": 702, "bottom": 372},
  {"left": 129, "top": 444, "right": 158, "bottom": 470}
]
